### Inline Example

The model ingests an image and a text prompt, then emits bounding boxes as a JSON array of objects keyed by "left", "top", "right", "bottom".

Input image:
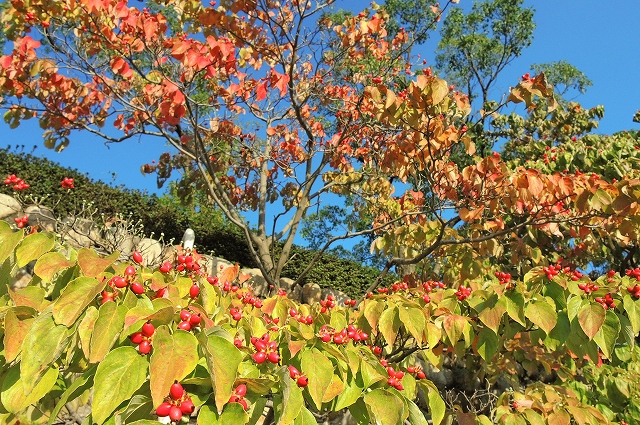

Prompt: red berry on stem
[
  {"left": 235, "top": 384, "right": 247, "bottom": 397},
  {"left": 130, "top": 281, "right": 144, "bottom": 295},
  {"left": 189, "top": 313, "right": 202, "bottom": 326},
  {"left": 190, "top": 283, "right": 200, "bottom": 299},
  {"left": 132, "top": 251, "right": 143, "bottom": 264},
  {"left": 267, "top": 351, "right": 280, "bottom": 364},
  {"left": 130, "top": 332, "right": 144, "bottom": 344},
  {"left": 169, "top": 405, "right": 183, "bottom": 422},
  {"left": 178, "top": 321, "right": 192, "bottom": 331},
  {"left": 252, "top": 351, "right": 267, "bottom": 364},
  {"left": 180, "top": 309, "right": 192, "bottom": 322},
  {"left": 141, "top": 321, "right": 155, "bottom": 337},
  {"left": 138, "top": 340, "right": 152, "bottom": 355},
  {"left": 180, "top": 398, "right": 195, "bottom": 414},
  {"left": 170, "top": 381, "right": 185, "bottom": 400},
  {"left": 297, "top": 376, "right": 309, "bottom": 387},
  {"left": 156, "top": 402, "right": 172, "bottom": 417},
  {"left": 124, "top": 265, "right": 136, "bottom": 277}
]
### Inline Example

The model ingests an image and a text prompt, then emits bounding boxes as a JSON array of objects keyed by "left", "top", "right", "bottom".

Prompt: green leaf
[
  {"left": 525, "top": 299, "right": 557, "bottom": 335},
  {"left": 275, "top": 368, "right": 304, "bottom": 425},
  {"left": 34, "top": 251, "right": 75, "bottom": 283},
  {"left": 92, "top": 346, "right": 149, "bottom": 424},
  {"left": 545, "top": 311, "right": 570, "bottom": 351},
  {"left": 593, "top": 310, "right": 620, "bottom": 359},
  {"left": 149, "top": 327, "right": 199, "bottom": 407},
  {"left": 363, "top": 299, "right": 385, "bottom": 330},
  {"left": 197, "top": 332, "right": 243, "bottom": 413},
  {"left": 300, "top": 347, "right": 334, "bottom": 409},
  {"left": 77, "top": 248, "right": 119, "bottom": 278},
  {"left": 197, "top": 402, "right": 249, "bottom": 425},
  {"left": 89, "top": 302, "right": 127, "bottom": 363},
  {"left": 16, "top": 232, "right": 55, "bottom": 267},
  {"left": 623, "top": 295, "right": 640, "bottom": 334},
  {"left": 0, "top": 228, "right": 24, "bottom": 264},
  {"left": 398, "top": 306, "right": 426, "bottom": 344},
  {"left": 333, "top": 374, "right": 364, "bottom": 410},
  {"left": 418, "top": 380, "right": 445, "bottom": 425},
  {"left": 20, "top": 309, "right": 69, "bottom": 394},
  {"left": 476, "top": 327, "right": 498, "bottom": 361},
  {"left": 78, "top": 306, "right": 99, "bottom": 359},
  {"left": 379, "top": 306, "right": 400, "bottom": 345},
  {"left": 407, "top": 399, "right": 429, "bottom": 425},
  {"left": 363, "top": 389, "right": 405, "bottom": 425},
  {"left": 52, "top": 276, "right": 105, "bottom": 327},
  {"left": 578, "top": 302, "right": 606, "bottom": 339},
  {"left": 349, "top": 398, "right": 371, "bottom": 425},
  {"left": 1, "top": 364, "right": 58, "bottom": 413},
  {"left": 293, "top": 406, "right": 317, "bottom": 425},
  {"left": 47, "top": 365, "right": 96, "bottom": 425}
]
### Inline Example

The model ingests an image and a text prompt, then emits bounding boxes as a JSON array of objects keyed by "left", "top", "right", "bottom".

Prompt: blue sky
[{"left": 1, "top": 0, "right": 639, "bottom": 204}]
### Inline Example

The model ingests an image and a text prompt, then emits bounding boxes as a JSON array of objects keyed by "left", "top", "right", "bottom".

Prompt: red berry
[
  {"left": 178, "top": 321, "right": 192, "bottom": 331},
  {"left": 141, "top": 321, "right": 155, "bottom": 337},
  {"left": 130, "top": 332, "right": 144, "bottom": 344},
  {"left": 235, "top": 384, "right": 247, "bottom": 397},
  {"left": 130, "top": 281, "right": 144, "bottom": 295},
  {"left": 252, "top": 351, "right": 267, "bottom": 364},
  {"left": 124, "top": 265, "right": 136, "bottom": 277},
  {"left": 189, "top": 313, "right": 202, "bottom": 326},
  {"left": 138, "top": 340, "right": 152, "bottom": 355},
  {"left": 180, "top": 398, "right": 195, "bottom": 414},
  {"left": 180, "top": 309, "right": 192, "bottom": 322},
  {"left": 169, "top": 405, "right": 183, "bottom": 422},
  {"left": 288, "top": 365, "right": 300, "bottom": 379},
  {"left": 238, "top": 398, "right": 248, "bottom": 410},
  {"left": 156, "top": 402, "right": 172, "bottom": 417},
  {"left": 132, "top": 251, "right": 143, "bottom": 264},
  {"left": 267, "top": 351, "right": 280, "bottom": 364},
  {"left": 112, "top": 276, "right": 127, "bottom": 288},
  {"left": 190, "top": 283, "right": 200, "bottom": 299},
  {"left": 417, "top": 371, "right": 426, "bottom": 380},
  {"left": 170, "top": 381, "right": 185, "bottom": 400},
  {"left": 297, "top": 376, "right": 308, "bottom": 387}
]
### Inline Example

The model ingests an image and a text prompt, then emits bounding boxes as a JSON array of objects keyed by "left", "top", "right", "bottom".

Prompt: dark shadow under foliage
[{"left": 1, "top": 149, "right": 391, "bottom": 296}]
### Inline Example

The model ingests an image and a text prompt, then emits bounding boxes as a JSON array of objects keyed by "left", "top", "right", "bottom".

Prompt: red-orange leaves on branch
[{"left": 508, "top": 72, "right": 558, "bottom": 112}]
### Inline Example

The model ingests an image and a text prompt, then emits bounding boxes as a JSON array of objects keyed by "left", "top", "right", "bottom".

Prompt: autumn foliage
[{"left": 1, "top": 0, "right": 640, "bottom": 424}]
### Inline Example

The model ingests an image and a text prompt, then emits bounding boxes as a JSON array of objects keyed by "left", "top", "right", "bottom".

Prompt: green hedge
[{"left": 0, "top": 149, "right": 389, "bottom": 296}]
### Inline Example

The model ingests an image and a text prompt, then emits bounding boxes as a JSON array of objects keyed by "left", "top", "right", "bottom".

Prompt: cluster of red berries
[
  {"left": 156, "top": 381, "right": 195, "bottom": 422},
  {"left": 177, "top": 309, "right": 201, "bottom": 331},
  {"left": 625, "top": 268, "right": 640, "bottom": 281},
  {"left": 606, "top": 270, "right": 616, "bottom": 283},
  {"left": 317, "top": 324, "right": 368, "bottom": 345},
  {"left": 107, "top": 265, "right": 145, "bottom": 296},
  {"left": 130, "top": 321, "right": 155, "bottom": 355},
  {"left": 228, "top": 384, "right": 249, "bottom": 410},
  {"left": 371, "top": 76, "right": 383, "bottom": 84},
  {"left": 319, "top": 295, "right": 336, "bottom": 313},
  {"left": 289, "top": 308, "right": 313, "bottom": 325},
  {"left": 627, "top": 284, "right": 640, "bottom": 299},
  {"left": 251, "top": 333, "right": 280, "bottom": 364},
  {"left": 287, "top": 366, "right": 309, "bottom": 387},
  {"left": 238, "top": 291, "right": 262, "bottom": 308},
  {"left": 263, "top": 314, "right": 280, "bottom": 331},
  {"left": 455, "top": 286, "right": 471, "bottom": 301},
  {"left": 14, "top": 214, "right": 28, "bottom": 228},
  {"left": 276, "top": 288, "right": 287, "bottom": 296},
  {"left": 495, "top": 271, "right": 512, "bottom": 285},
  {"left": 406, "top": 365, "right": 426, "bottom": 380},
  {"left": 390, "top": 282, "right": 410, "bottom": 292},
  {"left": 422, "top": 280, "right": 446, "bottom": 292},
  {"left": 60, "top": 177, "right": 74, "bottom": 189},
  {"left": 175, "top": 254, "right": 201, "bottom": 273},
  {"left": 4, "top": 174, "right": 29, "bottom": 191},
  {"left": 159, "top": 261, "right": 173, "bottom": 274},
  {"left": 577, "top": 282, "right": 599, "bottom": 294},
  {"left": 386, "top": 366, "right": 405, "bottom": 391},
  {"left": 543, "top": 264, "right": 562, "bottom": 280},
  {"left": 344, "top": 299, "right": 357, "bottom": 307},
  {"left": 594, "top": 294, "right": 615, "bottom": 310},
  {"left": 229, "top": 307, "right": 242, "bottom": 321}
]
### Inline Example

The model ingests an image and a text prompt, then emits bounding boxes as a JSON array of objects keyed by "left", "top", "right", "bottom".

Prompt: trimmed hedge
[{"left": 1, "top": 149, "right": 388, "bottom": 295}]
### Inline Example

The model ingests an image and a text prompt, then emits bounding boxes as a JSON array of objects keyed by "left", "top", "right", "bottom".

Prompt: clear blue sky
[{"left": 2, "top": 0, "right": 639, "bottom": 195}]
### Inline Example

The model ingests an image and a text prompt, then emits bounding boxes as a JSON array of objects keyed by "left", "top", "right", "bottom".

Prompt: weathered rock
[
  {"left": 321, "top": 287, "right": 350, "bottom": 305},
  {"left": 279, "top": 277, "right": 296, "bottom": 292},
  {"left": 136, "top": 238, "right": 163, "bottom": 266},
  {"left": 301, "top": 282, "right": 322, "bottom": 304},
  {"left": 0, "top": 194, "right": 21, "bottom": 220},
  {"left": 288, "top": 284, "right": 303, "bottom": 302},
  {"left": 25, "top": 205, "right": 56, "bottom": 232},
  {"left": 12, "top": 269, "right": 32, "bottom": 290},
  {"left": 241, "top": 267, "right": 269, "bottom": 296}
]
